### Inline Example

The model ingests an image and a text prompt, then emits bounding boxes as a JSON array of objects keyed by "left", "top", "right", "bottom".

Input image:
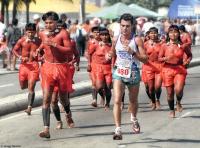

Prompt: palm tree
[
  {"left": 80, "top": 0, "right": 85, "bottom": 24},
  {"left": 21, "top": 0, "right": 36, "bottom": 23},
  {"left": 12, "top": 0, "right": 23, "bottom": 22},
  {"left": 0, "top": 0, "right": 11, "bottom": 26},
  {"left": 0, "top": 0, "right": 6, "bottom": 22}
]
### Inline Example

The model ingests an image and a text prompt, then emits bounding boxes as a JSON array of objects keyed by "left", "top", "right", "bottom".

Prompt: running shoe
[
  {"left": 113, "top": 127, "right": 122, "bottom": 140},
  {"left": 132, "top": 119, "right": 140, "bottom": 134}
]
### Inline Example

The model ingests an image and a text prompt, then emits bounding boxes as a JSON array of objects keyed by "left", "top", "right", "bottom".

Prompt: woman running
[{"left": 158, "top": 25, "right": 192, "bottom": 118}]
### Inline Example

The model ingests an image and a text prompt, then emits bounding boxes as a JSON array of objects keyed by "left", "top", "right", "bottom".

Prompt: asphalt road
[{"left": 0, "top": 66, "right": 200, "bottom": 148}]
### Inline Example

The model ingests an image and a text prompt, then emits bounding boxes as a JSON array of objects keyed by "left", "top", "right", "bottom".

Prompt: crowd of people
[{"left": 0, "top": 11, "right": 193, "bottom": 140}]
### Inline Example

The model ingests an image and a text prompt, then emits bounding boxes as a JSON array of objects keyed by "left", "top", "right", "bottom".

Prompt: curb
[
  {"left": 0, "top": 81, "right": 92, "bottom": 116},
  {"left": 189, "top": 58, "right": 200, "bottom": 68}
]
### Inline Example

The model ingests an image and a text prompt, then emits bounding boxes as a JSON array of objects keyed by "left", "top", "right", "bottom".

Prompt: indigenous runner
[
  {"left": 38, "top": 11, "right": 73, "bottom": 138},
  {"left": 108, "top": 13, "right": 147, "bottom": 140},
  {"left": 141, "top": 31, "right": 151, "bottom": 104},
  {"left": 12, "top": 23, "right": 41, "bottom": 115},
  {"left": 87, "top": 26, "right": 105, "bottom": 107},
  {"left": 89, "top": 27, "right": 112, "bottom": 111},
  {"left": 158, "top": 25, "right": 192, "bottom": 118},
  {"left": 51, "top": 20, "right": 80, "bottom": 129},
  {"left": 179, "top": 25, "right": 192, "bottom": 68},
  {"left": 143, "top": 27, "right": 163, "bottom": 110}
]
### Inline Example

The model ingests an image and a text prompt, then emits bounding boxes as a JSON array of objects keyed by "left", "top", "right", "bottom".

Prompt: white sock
[{"left": 115, "top": 127, "right": 121, "bottom": 134}]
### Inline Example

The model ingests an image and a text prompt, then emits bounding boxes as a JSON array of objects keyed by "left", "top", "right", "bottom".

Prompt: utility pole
[{"left": 80, "top": 0, "right": 85, "bottom": 24}]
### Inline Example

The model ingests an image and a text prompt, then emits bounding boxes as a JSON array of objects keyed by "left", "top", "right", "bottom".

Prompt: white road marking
[
  {"left": 0, "top": 95, "right": 90, "bottom": 122},
  {"left": 0, "top": 83, "right": 14, "bottom": 88},
  {"left": 176, "top": 111, "right": 195, "bottom": 119}
]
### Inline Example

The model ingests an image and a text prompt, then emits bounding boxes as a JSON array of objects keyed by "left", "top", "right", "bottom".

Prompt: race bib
[{"left": 115, "top": 65, "right": 131, "bottom": 78}]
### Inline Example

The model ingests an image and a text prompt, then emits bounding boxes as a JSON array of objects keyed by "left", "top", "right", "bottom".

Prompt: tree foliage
[{"left": 106, "top": 0, "right": 172, "bottom": 11}]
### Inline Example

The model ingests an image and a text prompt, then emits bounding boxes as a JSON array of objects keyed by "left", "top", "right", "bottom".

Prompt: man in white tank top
[{"left": 107, "top": 13, "right": 147, "bottom": 140}]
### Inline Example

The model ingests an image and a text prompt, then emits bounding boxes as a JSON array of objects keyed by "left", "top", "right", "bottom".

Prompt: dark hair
[
  {"left": 60, "top": 13, "right": 67, "bottom": 20},
  {"left": 179, "top": 25, "right": 186, "bottom": 32},
  {"left": 99, "top": 27, "right": 109, "bottom": 35},
  {"left": 42, "top": 11, "right": 59, "bottom": 21},
  {"left": 57, "top": 19, "right": 67, "bottom": 29},
  {"left": 99, "top": 27, "right": 111, "bottom": 43},
  {"left": 91, "top": 26, "right": 100, "bottom": 32},
  {"left": 25, "top": 23, "right": 36, "bottom": 31},
  {"left": 12, "top": 18, "right": 18, "bottom": 26},
  {"left": 119, "top": 13, "right": 134, "bottom": 25},
  {"left": 166, "top": 25, "right": 182, "bottom": 43},
  {"left": 149, "top": 27, "right": 158, "bottom": 33}
]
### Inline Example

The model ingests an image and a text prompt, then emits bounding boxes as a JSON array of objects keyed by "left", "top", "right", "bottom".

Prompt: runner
[
  {"left": 38, "top": 11, "right": 74, "bottom": 138},
  {"left": 179, "top": 25, "right": 192, "bottom": 68},
  {"left": 12, "top": 23, "right": 41, "bottom": 115},
  {"left": 143, "top": 27, "right": 163, "bottom": 110},
  {"left": 158, "top": 25, "right": 192, "bottom": 118},
  {"left": 89, "top": 27, "right": 112, "bottom": 111},
  {"left": 107, "top": 13, "right": 147, "bottom": 140},
  {"left": 141, "top": 31, "right": 152, "bottom": 105},
  {"left": 87, "top": 26, "right": 105, "bottom": 107},
  {"left": 51, "top": 20, "right": 80, "bottom": 129}
]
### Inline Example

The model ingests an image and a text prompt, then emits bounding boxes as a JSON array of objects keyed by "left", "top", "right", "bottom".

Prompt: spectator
[
  {"left": 6, "top": 18, "right": 22, "bottom": 71},
  {"left": 0, "top": 14, "right": 7, "bottom": 68},
  {"left": 75, "top": 24, "right": 87, "bottom": 56}
]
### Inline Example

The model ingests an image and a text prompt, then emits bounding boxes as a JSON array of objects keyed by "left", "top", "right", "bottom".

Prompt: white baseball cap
[{"left": 33, "top": 14, "right": 40, "bottom": 20}]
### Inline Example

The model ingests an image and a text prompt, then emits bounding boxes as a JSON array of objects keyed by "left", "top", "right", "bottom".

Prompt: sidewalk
[{"left": 0, "top": 56, "right": 200, "bottom": 117}]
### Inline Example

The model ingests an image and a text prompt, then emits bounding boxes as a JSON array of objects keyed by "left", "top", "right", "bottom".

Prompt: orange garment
[
  {"left": 41, "top": 62, "right": 73, "bottom": 93},
  {"left": 19, "top": 62, "right": 39, "bottom": 82},
  {"left": 142, "top": 40, "right": 163, "bottom": 81},
  {"left": 90, "top": 43, "right": 112, "bottom": 84},
  {"left": 159, "top": 43, "right": 191, "bottom": 87},
  {"left": 180, "top": 32, "right": 192, "bottom": 64},
  {"left": 87, "top": 39, "right": 99, "bottom": 84}
]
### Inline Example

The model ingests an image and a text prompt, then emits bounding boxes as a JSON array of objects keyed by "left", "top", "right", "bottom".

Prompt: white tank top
[{"left": 115, "top": 34, "right": 140, "bottom": 68}]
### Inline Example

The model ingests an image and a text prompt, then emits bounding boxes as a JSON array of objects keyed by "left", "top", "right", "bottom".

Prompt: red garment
[
  {"left": 92, "top": 63, "right": 112, "bottom": 84},
  {"left": 41, "top": 62, "right": 73, "bottom": 93},
  {"left": 162, "top": 64, "right": 187, "bottom": 87},
  {"left": 19, "top": 62, "right": 39, "bottom": 82},
  {"left": 159, "top": 43, "right": 190, "bottom": 87},
  {"left": 142, "top": 40, "right": 163, "bottom": 81},
  {"left": 91, "top": 43, "right": 112, "bottom": 84},
  {"left": 180, "top": 32, "right": 192, "bottom": 64}
]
